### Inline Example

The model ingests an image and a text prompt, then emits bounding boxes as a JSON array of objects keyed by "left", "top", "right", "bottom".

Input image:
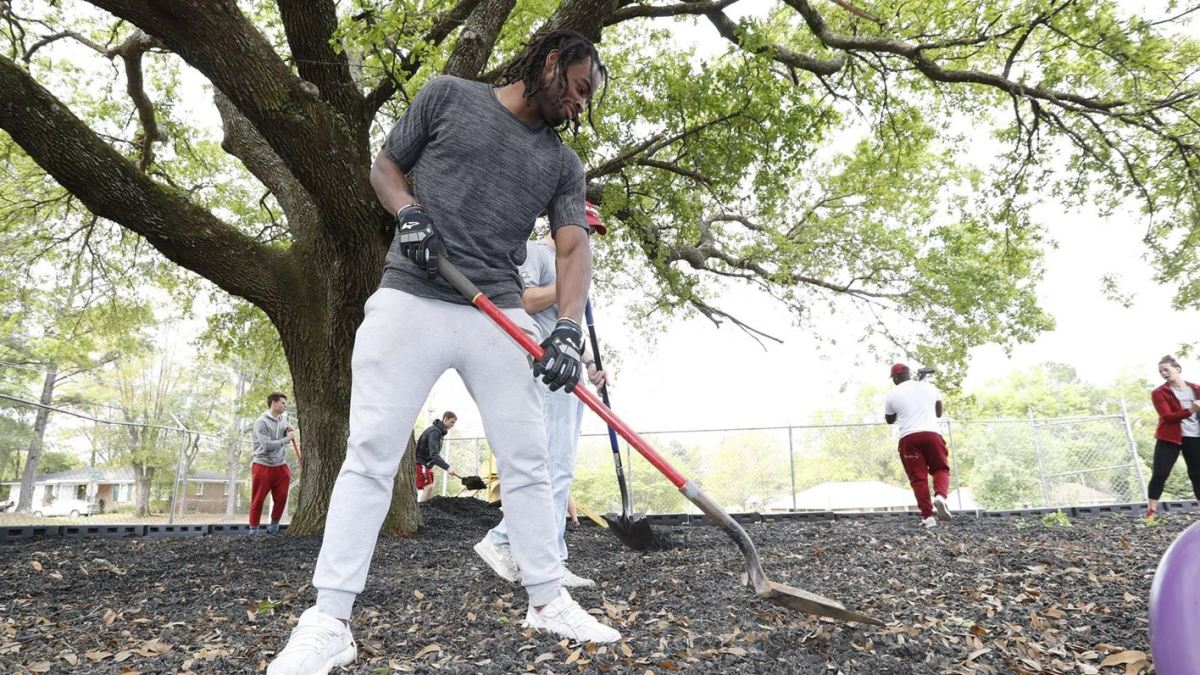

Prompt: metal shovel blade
[
  {"left": 602, "top": 512, "right": 659, "bottom": 551},
  {"left": 459, "top": 475, "right": 487, "bottom": 491},
  {"left": 685, "top": 484, "right": 882, "bottom": 625},
  {"left": 757, "top": 579, "right": 883, "bottom": 625}
]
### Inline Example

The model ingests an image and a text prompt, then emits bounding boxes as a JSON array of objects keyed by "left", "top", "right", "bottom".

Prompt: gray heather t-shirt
[
  {"left": 380, "top": 76, "right": 588, "bottom": 308},
  {"left": 519, "top": 240, "right": 558, "bottom": 340},
  {"left": 1172, "top": 385, "right": 1199, "bottom": 437}
]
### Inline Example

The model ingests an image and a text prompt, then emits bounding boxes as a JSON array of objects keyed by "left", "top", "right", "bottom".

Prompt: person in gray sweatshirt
[{"left": 250, "top": 391, "right": 296, "bottom": 534}]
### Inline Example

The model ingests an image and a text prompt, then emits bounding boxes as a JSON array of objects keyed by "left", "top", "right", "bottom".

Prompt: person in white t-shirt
[{"left": 883, "top": 363, "right": 952, "bottom": 528}]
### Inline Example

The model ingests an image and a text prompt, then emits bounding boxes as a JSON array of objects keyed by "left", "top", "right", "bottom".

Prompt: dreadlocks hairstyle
[{"left": 498, "top": 29, "right": 608, "bottom": 135}]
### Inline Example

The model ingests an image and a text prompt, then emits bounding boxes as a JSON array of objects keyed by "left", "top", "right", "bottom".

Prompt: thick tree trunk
[
  {"left": 17, "top": 364, "right": 56, "bottom": 514},
  {"left": 281, "top": 323, "right": 419, "bottom": 535},
  {"left": 279, "top": 258, "right": 424, "bottom": 536},
  {"left": 383, "top": 433, "right": 422, "bottom": 535}
]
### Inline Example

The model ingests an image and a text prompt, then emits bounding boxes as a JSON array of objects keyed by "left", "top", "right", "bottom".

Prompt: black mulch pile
[{"left": 2, "top": 498, "right": 1191, "bottom": 674}]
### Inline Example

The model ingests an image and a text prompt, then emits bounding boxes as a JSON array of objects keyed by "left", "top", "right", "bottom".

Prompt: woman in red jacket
[{"left": 1146, "top": 355, "right": 1200, "bottom": 518}]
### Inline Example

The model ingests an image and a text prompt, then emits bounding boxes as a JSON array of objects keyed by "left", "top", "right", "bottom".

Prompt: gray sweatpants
[{"left": 314, "top": 288, "right": 562, "bottom": 618}]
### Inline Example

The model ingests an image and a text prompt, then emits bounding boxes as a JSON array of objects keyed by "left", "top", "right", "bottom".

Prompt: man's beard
[{"left": 535, "top": 80, "right": 570, "bottom": 127}]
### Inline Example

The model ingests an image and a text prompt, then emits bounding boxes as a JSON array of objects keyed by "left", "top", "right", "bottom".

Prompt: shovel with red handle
[{"left": 437, "top": 257, "right": 880, "bottom": 625}]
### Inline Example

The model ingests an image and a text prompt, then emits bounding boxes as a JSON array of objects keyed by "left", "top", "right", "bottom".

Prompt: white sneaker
[
  {"left": 920, "top": 516, "right": 937, "bottom": 529},
  {"left": 524, "top": 589, "right": 621, "bottom": 643},
  {"left": 474, "top": 538, "right": 521, "bottom": 583},
  {"left": 933, "top": 495, "right": 953, "bottom": 520},
  {"left": 562, "top": 566, "right": 595, "bottom": 588},
  {"left": 267, "top": 607, "right": 356, "bottom": 675}
]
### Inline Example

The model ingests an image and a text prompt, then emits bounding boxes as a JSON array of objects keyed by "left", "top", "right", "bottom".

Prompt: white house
[
  {"left": 3, "top": 467, "right": 247, "bottom": 514},
  {"left": 3, "top": 467, "right": 135, "bottom": 511}
]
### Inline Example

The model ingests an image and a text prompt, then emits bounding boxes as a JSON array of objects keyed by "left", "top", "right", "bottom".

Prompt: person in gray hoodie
[{"left": 250, "top": 391, "right": 296, "bottom": 534}]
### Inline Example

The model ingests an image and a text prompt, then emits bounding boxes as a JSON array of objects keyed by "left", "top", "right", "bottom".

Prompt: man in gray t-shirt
[
  {"left": 379, "top": 77, "right": 587, "bottom": 309},
  {"left": 270, "top": 30, "right": 620, "bottom": 675}
]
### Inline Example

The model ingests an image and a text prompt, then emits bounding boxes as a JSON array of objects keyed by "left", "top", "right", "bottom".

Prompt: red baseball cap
[
  {"left": 584, "top": 201, "right": 607, "bottom": 235},
  {"left": 889, "top": 363, "right": 909, "bottom": 377}
]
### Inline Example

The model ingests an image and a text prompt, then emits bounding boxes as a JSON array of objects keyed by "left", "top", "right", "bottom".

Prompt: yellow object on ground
[
  {"left": 574, "top": 499, "right": 609, "bottom": 528},
  {"left": 482, "top": 452, "right": 605, "bottom": 528},
  {"left": 486, "top": 473, "right": 501, "bottom": 504}
]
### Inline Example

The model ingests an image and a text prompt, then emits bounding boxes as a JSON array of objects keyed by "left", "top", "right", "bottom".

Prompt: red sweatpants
[
  {"left": 898, "top": 431, "right": 950, "bottom": 518},
  {"left": 249, "top": 463, "right": 292, "bottom": 527}
]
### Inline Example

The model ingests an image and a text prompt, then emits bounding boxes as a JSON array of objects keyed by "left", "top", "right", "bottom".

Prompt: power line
[
  {"left": 0, "top": 359, "right": 285, "bottom": 411},
  {"left": 0, "top": 391, "right": 252, "bottom": 445}
]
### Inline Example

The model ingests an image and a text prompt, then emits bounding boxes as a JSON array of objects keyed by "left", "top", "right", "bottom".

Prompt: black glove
[
  {"left": 395, "top": 203, "right": 442, "bottom": 278},
  {"left": 533, "top": 318, "right": 584, "bottom": 393}
]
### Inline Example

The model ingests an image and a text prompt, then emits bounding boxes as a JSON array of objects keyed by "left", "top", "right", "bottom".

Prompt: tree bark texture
[
  {"left": 383, "top": 433, "right": 423, "bottom": 536},
  {"left": 16, "top": 364, "right": 56, "bottom": 513}
]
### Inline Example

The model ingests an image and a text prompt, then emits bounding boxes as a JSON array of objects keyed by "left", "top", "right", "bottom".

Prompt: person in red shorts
[
  {"left": 884, "top": 364, "right": 952, "bottom": 528},
  {"left": 415, "top": 411, "right": 458, "bottom": 502}
]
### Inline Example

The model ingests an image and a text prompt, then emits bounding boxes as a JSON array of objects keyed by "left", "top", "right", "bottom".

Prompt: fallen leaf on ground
[{"left": 1100, "top": 650, "right": 1147, "bottom": 667}]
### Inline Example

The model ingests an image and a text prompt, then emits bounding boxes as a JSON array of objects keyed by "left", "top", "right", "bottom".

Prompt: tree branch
[
  {"left": 664, "top": 209, "right": 904, "bottom": 305},
  {"left": 539, "top": 0, "right": 623, "bottom": 42},
  {"left": 443, "top": 0, "right": 516, "bottom": 79},
  {"left": 24, "top": 28, "right": 164, "bottom": 171},
  {"left": 108, "top": 30, "right": 163, "bottom": 172},
  {"left": 277, "top": 0, "right": 364, "bottom": 124},
  {"left": 85, "top": 0, "right": 376, "bottom": 226},
  {"left": 0, "top": 54, "right": 289, "bottom": 316},
  {"left": 783, "top": 0, "right": 1127, "bottom": 112},
  {"left": 588, "top": 112, "right": 741, "bottom": 180},
  {"left": 604, "top": 0, "right": 742, "bottom": 24},
  {"left": 363, "top": 0, "right": 485, "bottom": 121},
  {"left": 688, "top": 296, "right": 783, "bottom": 347},
  {"left": 1149, "top": 4, "right": 1200, "bottom": 26},
  {"left": 635, "top": 158, "right": 714, "bottom": 185},
  {"left": 213, "top": 90, "right": 319, "bottom": 243},
  {"left": 23, "top": 30, "right": 107, "bottom": 61},
  {"left": 999, "top": 3, "right": 1077, "bottom": 79},
  {"left": 705, "top": 9, "right": 845, "bottom": 76}
]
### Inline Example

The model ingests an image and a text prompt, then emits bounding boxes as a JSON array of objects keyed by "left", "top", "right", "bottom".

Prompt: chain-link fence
[
  {"left": 0, "top": 392, "right": 292, "bottom": 527},
  {"left": 439, "top": 412, "right": 1152, "bottom": 516},
  {"left": 0, "top": 387, "right": 1169, "bottom": 527}
]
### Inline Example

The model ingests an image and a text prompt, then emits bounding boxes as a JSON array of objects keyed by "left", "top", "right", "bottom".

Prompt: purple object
[{"left": 1150, "top": 519, "right": 1200, "bottom": 675}]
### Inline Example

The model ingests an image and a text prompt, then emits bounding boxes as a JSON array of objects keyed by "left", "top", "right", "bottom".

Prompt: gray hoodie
[{"left": 252, "top": 412, "right": 289, "bottom": 467}]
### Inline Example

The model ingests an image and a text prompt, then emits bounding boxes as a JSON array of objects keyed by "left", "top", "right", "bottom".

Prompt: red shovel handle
[
  {"left": 290, "top": 437, "right": 303, "bottom": 466},
  {"left": 438, "top": 258, "right": 686, "bottom": 488}
]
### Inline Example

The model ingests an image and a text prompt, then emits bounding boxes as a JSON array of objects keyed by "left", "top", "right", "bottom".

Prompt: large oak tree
[{"left": 1, "top": 0, "right": 1196, "bottom": 532}]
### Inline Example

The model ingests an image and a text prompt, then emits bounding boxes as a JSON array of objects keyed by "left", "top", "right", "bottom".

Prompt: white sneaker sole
[
  {"left": 933, "top": 498, "right": 952, "bottom": 520},
  {"left": 318, "top": 645, "right": 357, "bottom": 675},
  {"left": 522, "top": 619, "right": 621, "bottom": 643},
  {"left": 271, "top": 643, "right": 355, "bottom": 675},
  {"left": 474, "top": 541, "right": 520, "bottom": 583},
  {"left": 562, "top": 577, "right": 596, "bottom": 589}
]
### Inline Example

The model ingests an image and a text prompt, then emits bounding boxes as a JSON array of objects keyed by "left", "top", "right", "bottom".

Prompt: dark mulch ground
[{"left": 1, "top": 498, "right": 1188, "bottom": 674}]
